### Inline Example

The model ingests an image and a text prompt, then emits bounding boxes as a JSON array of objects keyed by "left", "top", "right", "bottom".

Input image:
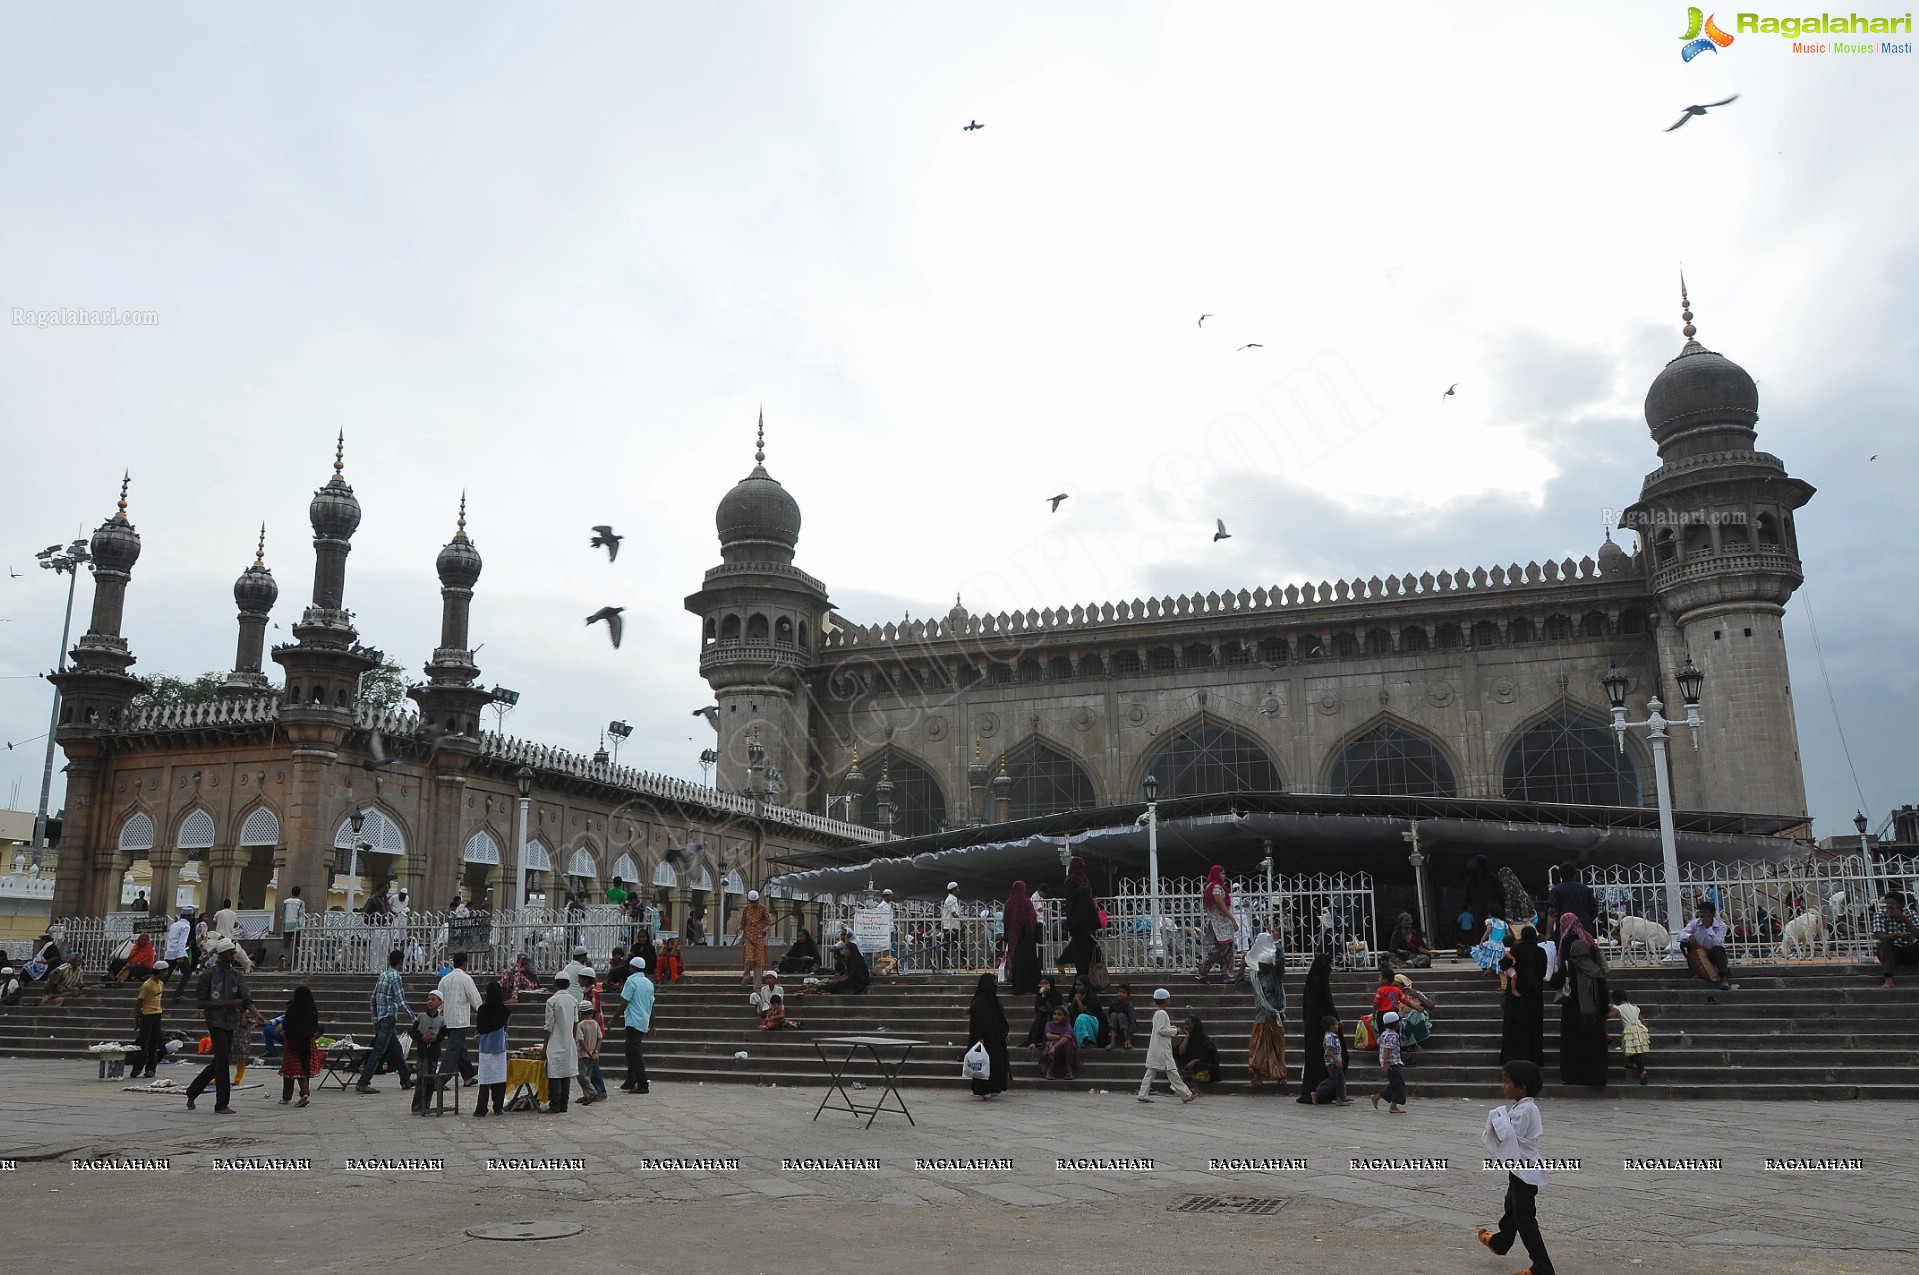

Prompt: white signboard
[{"left": 852, "top": 907, "right": 892, "bottom": 955}]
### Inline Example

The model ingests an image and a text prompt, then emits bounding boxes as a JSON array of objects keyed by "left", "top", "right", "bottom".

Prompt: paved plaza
[{"left": 4, "top": 1058, "right": 1912, "bottom": 1272}]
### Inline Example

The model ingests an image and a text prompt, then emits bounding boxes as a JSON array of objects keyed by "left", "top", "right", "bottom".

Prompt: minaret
[
  {"left": 49, "top": 476, "right": 152, "bottom": 916},
  {"left": 1623, "top": 278, "right": 1815, "bottom": 816},
  {"left": 684, "top": 410, "right": 832, "bottom": 800},
  {"left": 222, "top": 526, "right": 278, "bottom": 694},
  {"left": 409, "top": 494, "right": 495, "bottom": 736}
]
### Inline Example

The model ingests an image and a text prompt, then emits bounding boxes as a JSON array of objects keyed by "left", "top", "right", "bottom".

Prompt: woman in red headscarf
[
  {"left": 1061, "top": 856, "right": 1101, "bottom": 981},
  {"left": 1003, "top": 881, "right": 1041, "bottom": 995},
  {"left": 1195, "top": 865, "right": 1238, "bottom": 983}
]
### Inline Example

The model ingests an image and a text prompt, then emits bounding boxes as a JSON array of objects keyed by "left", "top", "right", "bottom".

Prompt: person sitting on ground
[
  {"left": 798, "top": 938, "right": 869, "bottom": 995},
  {"left": 1068, "top": 975, "right": 1110, "bottom": 1047},
  {"left": 631, "top": 928, "right": 660, "bottom": 981},
  {"left": 501, "top": 953, "right": 540, "bottom": 1004},
  {"left": 1108, "top": 983, "right": 1137, "bottom": 1049},
  {"left": 1388, "top": 913, "right": 1436, "bottom": 969},
  {"left": 778, "top": 927, "right": 820, "bottom": 975},
  {"left": 1037, "top": 1005, "right": 1081, "bottom": 1080},
  {"left": 750, "top": 971, "right": 785, "bottom": 1019},
  {"left": 1024, "top": 976, "right": 1063, "bottom": 1048},
  {"left": 1391, "top": 971, "right": 1437, "bottom": 1049},
  {"left": 657, "top": 936, "right": 684, "bottom": 984},
  {"left": 1676, "top": 899, "right": 1735, "bottom": 994},
  {"left": 1176, "top": 1015, "right": 1221, "bottom": 1086},
  {"left": 111, "top": 932, "right": 156, "bottom": 982},
  {"left": 21, "top": 935, "right": 60, "bottom": 984},
  {"left": 44, "top": 952, "right": 86, "bottom": 1006},
  {"left": 1872, "top": 891, "right": 1919, "bottom": 989},
  {"left": 758, "top": 993, "right": 800, "bottom": 1030}
]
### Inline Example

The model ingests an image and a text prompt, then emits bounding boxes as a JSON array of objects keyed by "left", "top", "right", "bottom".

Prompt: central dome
[
  {"left": 716, "top": 464, "right": 801, "bottom": 549},
  {"left": 1643, "top": 343, "right": 1758, "bottom": 439}
]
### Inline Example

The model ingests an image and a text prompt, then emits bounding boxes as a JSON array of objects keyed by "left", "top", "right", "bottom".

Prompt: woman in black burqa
[
  {"left": 1548, "top": 913, "right": 1609, "bottom": 1087},
  {"left": 1061, "top": 856, "right": 1101, "bottom": 980},
  {"left": 967, "top": 972, "right": 1010, "bottom": 1098},
  {"left": 1499, "top": 924, "right": 1548, "bottom": 1065},
  {"left": 1296, "top": 951, "right": 1347, "bottom": 1104}
]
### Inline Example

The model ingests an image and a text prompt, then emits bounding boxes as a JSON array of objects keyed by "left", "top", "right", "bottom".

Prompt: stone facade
[{"left": 689, "top": 295, "right": 1814, "bottom": 835}]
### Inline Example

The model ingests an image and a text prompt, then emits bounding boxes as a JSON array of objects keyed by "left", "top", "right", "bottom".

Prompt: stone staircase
[{"left": 5, "top": 961, "right": 1915, "bottom": 1100}]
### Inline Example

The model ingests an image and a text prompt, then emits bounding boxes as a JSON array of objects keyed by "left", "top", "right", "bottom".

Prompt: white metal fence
[
  {"left": 292, "top": 904, "right": 648, "bottom": 976},
  {"left": 1554, "top": 855, "right": 1919, "bottom": 966}
]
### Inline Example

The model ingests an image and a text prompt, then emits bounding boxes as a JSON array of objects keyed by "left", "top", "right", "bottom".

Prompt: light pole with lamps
[
  {"left": 32, "top": 538, "right": 91, "bottom": 862},
  {"left": 1401, "top": 819, "right": 1432, "bottom": 942},
  {"left": 1143, "top": 774, "right": 1165, "bottom": 965},
  {"left": 345, "top": 808, "right": 369, "bottom": 913},
  {"left": 1854, "top": 810, "right": 1878, "bottom": 902},
  {"left": 1603, "top": 658, "right": 1704, "bottom": 950},
  {"left": 513, "top": 765, "right": 534, "bottom": 912},
  {"left": 606, "top": 719, "right": 632, "bottom": 766}
]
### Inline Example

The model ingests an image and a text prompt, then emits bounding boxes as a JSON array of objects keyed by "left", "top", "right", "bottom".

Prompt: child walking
[
  {"left": 1135, "top": 988, "right": 1196, "bottom": 1103},
  {"left": 1608, "top": 989, "right": 1651, "bottom": 1085},
  {"left": 1372, "top": 1009, "right": 1406, "bottom": 1113},
  {"left": 1312, "top": 1015, "right": 1351, "bottom": 1105},
  {"left": 1478, "top": 1059, "right": 1556, "bottom": 1275}
]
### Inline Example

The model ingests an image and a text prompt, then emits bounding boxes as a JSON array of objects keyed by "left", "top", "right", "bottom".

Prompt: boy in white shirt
[
  {"left": 1135, "top": 988, "right": 1196, "bottom": 1103},
  {"left": 1478, "top": 1059, "right": 1555, "bottom": 1275}
]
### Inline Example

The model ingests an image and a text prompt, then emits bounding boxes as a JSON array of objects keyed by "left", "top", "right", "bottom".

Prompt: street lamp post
[
  {"left": 1603, "top": 659, "right": 1704, "bottom": 950},
  {"left": 346, "top": 808, "right": 368, "bottom": 913},
  {"left": 1854, "top": 810, "right": 1878, "bottom": 903},
  {"left": 606, "top": 719, "right": 632, "bottom": 766},
  {"left": 32, "top": 539, "right": 91, "bottom": 862},
  {"left": 513, "top": 765, "right": 534, "bottom": 913},
  {"left": 1143, "top": 774, "right": 1164, "bottom": 965},
  {"left": 1401, "top": 819, "right": 1432, "bottom": 942}
]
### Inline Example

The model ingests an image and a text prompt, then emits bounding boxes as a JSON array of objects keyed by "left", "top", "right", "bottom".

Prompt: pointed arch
[
  {"left": 651, "top": 858, "right": 680, "bottom": 888},
  {"left": 236, "top": 803, "right": 282, "bottom": 847},
  {"left": 334, "top": 808, "right": 409, "bottom": 856},
  {"left": 462, "top": 828, "right": 502, "bottom": 865},
  {"left": 566, "top": 846, "right": 599, "bottom": 878},
  {"left": 175, "top": 807, "right": 217, "bottom": 852},
  {"left": 612, "top": 854, "right": 640, "bottom": 884},
  {"left": 1136, "top": 713, "right": 1282, "bottom": 799},
  {"left": 859, "top": 745, "right": 949, "bottom": 839},
  {"left": 1324, "top": 714, "right": 1460, "bottom": 798},
  {"left": 1001, "top": 736, "right": 1099, "bottom": 819},
  {"left": 522, "top": 839, "right": 553, "bottom": 872},
  {"left": 118, "top": 811, "right": 156, "bottom": 853},
  {"left": 1500, "top": 702, "right": 1646, "bottom": 806}
]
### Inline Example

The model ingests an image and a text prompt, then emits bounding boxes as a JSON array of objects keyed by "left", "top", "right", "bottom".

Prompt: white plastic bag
[{"left": 961, "top": 1041, "right": 990, "bottom": 1081}]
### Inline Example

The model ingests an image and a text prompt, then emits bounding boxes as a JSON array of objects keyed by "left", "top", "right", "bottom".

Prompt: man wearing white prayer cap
[
  {"left": 739, "top": 887, "right": 774, "bottom": 990},
  {"left": 940, "top": 881, "right": 964, "bottom": 970}
]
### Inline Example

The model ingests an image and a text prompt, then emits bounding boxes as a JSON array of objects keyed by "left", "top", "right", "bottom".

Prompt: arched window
[
  {"left": 1005, "top": 741, "right": 1098, "bottom": 820},
  {"left": 335, "top": 810, "right": 407, "bottom": 856},
  {"left": 1331, "top": 633, "right": 1358, "bottom": 659},
  {"left": 1079, "top": 652, "right": 1105, "bottom": 678},
  {"left": 1756, "top": 512, "right": 1780, "bottom": 546},
  {"left": 990, "top": 663, "right": 1013, "bottom": 684},
  {"left": 1619, "top": 608, "right": 1647, "bottom": 635},
  {"left": 1258, "top": 636, "right": 1287, "bottom": 663},
  {"left": 567, "top": 847, "right": 598, "bottom": 879},
  {"left": 462, "top": 829, "right": 501, "bottom": 865},
  {"left": 860, "top": 754, "right": 948, "bottom": 839},
  {"left": 612, "top": 854, "right": 640, "bottom": 884},
  {"left": 1113, "top": 650, "right": 1142, "bottom": 675},
  {"left": 1018, "top": 658, "right": 1043, "bottom": 683},
  {"left": 652, "top": 859, "right": 680, "bottom": 888},
  {"left": 1048, "top": 654, "right": 1073, "bottom": 680},
  {"left": 177, "top": 809, "right": 216, "bottom": 851},
  {"left": 238, "top": 807, "right": 280, "bottom": 846},
  {"left": 523, "top": 840, "right": 553, "bottom": 872},
  {"left": 1400, "top": 626, "right": 1429, "bottom": 653},
  {"left": 1436, "top": 624, "right": 1462, "bottom": 650},
  {"left": 119, "top": 813, "right": 155, "bottom": 853},
  {"left": 1365, "top": 628, "right": 1393, "bottom": 656},
  {"left": 1147, "top": 647, "right": 1177, "bottom": 672},
  {"left": 1502, "top": 708, "right": 1642, "bottom": 806},
  {"left": 1472, "top": 621, "right": 1500, "bottom": 647},
  {"left": 1182, "top": 642, "right": 1212, "bottom": 668},
  {"left": 1542, "top": 614, "right": 1572, "bottom": 641},
  {"left": 746, "top": 614, "right": 769, "bottom": 642},
  {"left": 798, "top": 621, "right": 809, "bottom": 648},
  {"left": 1655, "top": 528, "right": 1677, "bottom": 562},
  {"left": 1508, "top": 617, "right": 1535, "bottom": 644},
  {"left": 1299, "top": 634, "right": 1325, "bottom": 659},
  {"left": 1682, "top": 522, "right": 1712, "bottom": 558},
  {"left": 774, "top": 616, "right": 794, "bottom": 645},
  {"left": 1143, "top": 721, "right": 1281, "bottom": 798},
  {"left": 1222, "top": 641, "right": 1251, "bottom": 666},
  {"left": 1328, "top": 723, "right": 1458, "bottom": 797},
  {"left": 720, "top": 615, "right": 741, "bottom": 641},
  {"left": 1580, "top": 611, "right": 1609, "bottom": 639}
]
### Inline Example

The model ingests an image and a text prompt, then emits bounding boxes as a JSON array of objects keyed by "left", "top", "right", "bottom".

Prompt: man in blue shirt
[
  {"left": 357, "top": 949, "right": 416, "bottom": 1092},
  {"left": 618, "top": 956, "right": 655, "bottom": 1095}
]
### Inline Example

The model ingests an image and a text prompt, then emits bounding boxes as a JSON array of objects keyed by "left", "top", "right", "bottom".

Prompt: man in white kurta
[
  {"left": 1135, "top": 988, "right": 1195, "bottom": 1103},
  {"left": 543, "top": 977, "right": 580, "bottom": 1114}
]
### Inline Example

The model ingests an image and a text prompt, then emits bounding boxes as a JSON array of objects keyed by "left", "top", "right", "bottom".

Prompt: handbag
[
  {"left": 1353, "top": 1013, "right": 1377, "bottom": 1050},
  {"left": 1087, "top": 948, "right": 1112, "bottom": 991},
  {"left": 961, "top": 1041, "right": 991, "bottom": 1080}
]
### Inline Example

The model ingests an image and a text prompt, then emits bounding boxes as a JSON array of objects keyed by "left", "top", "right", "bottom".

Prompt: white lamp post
[
  {"left": 513, "top": 765, "right": 534, "bottom": 912},
  {"left": 1143, "top": 774, "right": 1165, "bottom": 965},
  {"left": 1604, "top": 659, "right": 1704, "bottom": 950},
  {"left": 345, "top": 808, "right": 368, "bottom": 913},
  {"left": 1854, "top": 810, "right": 1877, "bottom": 903},
  {"left": 33, "top": 538, "right": 91, "bottom": 862}
]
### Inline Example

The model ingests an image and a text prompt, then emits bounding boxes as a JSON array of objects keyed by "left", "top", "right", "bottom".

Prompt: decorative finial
[
  {"left": 455, "top": 490, "right": 468, "bottom": 540},
  {"left": 253, "top": 523, "right": 267, "bottom": 569},
  {"left": 1680, "top": 270, "right": 1696, "bottom": 342},
  {"left": 997, "top": 751, "right": 1008, "bottom": 775},
  {"left": 333, "top": 431, "right": 346, "bottom": 478},
  {"left": 850, "top": 742, "right": 860, "bottom": 767},
  {"left": 974, "top": 738, "right": 982, "bottom": 763},
  {"left": 755, "top": 407, "right": 765, "bottom": 466},
  {"left": 115, "top": 472, "right": 130, "bottom": 520}
]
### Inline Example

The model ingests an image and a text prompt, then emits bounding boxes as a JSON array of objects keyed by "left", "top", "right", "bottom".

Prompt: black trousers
[
  {"left": 623, "top": 1028, "right": 649, "bottom": 1092},
  {"left": 186, "top": 1026, "right": 234, "bottom": 1108},
  {"left": 547, "top": 1075, "right": 571, "bottom": 1112},
  {"left": 1377, "top": 1063, "right": 1406, "bottom": 1105},
  {"left": 135, "top": 1014, "right": 164, "bottom": 1075},
  {"left": 1491, "top": 1174, "right": 1555, "bottom": 1275},
  {"left": 1876, "top": 939, "right": 1919, "bottom": 975}
]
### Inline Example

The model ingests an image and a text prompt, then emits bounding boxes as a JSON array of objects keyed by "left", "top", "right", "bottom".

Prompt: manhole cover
[
  {"left": 466, "top": 1222, "right": 584, "bottom": 1242},
  {"left": 1171, "top": 1195, "right": 1288, "bottom": 1215},
  {"left": 180, "top": 1137, "right": 264, "bottom": 1152}
]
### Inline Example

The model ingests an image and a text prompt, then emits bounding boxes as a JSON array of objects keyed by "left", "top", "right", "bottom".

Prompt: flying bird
[
  {"left": 362, "top": 726, "right": 395, "bottom": 771},
  {"left": 963, "top": 120, "right": 984, "bottom": 131},
  {"left": 1046, "top": 493, "right": 1069, "bottom": 512},
  {"left": 1665, "top": 95, "right": 1739, "bottom": 131},
  {"left": 1197, "top": 314, "right": 1213, "bottom": 328},
  {"left": 1237, "top": 343, "right": 1263, "bottom": 351},
  {"left": 1213, "top": 519, "right": 1232, "bottom": 542},
  {"left": 586, "top": 606, "right": 625, "bottom": 649},
  {"left": 7, "top": 567, "right": 18, "bottom": 578},
  {"left": 590, "top": 525, "right": 623, "bottom": 562},
  {"left": 1869, "top": 454, "right": 1878, "bottom": 461},
  {"left": 1442, "top": 383, "right": 1457, "bottom": 399},
  {"left": 693, "top": 705, "right": 719, "bottom": 727}
]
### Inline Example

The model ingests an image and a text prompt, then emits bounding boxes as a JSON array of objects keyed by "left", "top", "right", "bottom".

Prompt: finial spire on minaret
[
  {"left": 755, "top": 406, "right": 766, "bottom": 466},
  {"left": 333, "top": 431, "right": 346, "bottom": 478},
  {"left": 1680, "top": 270, "right": 1697, "bottom": 343},
  {"left": 254, "top": 523, "right": 267, "bottom": 569},
  {"left": 455, "top": 490, "right": 468, "bottom": 540},
  {"left": 115, "top": 472, "right": 130, "bottom": 521}
]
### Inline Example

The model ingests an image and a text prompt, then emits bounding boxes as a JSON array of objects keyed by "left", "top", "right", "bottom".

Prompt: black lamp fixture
[
  {"left": 1143, "top": 773, "right": 1159, "bottom": 803},
  {"left": 1675, "top": 654, "right": 1704, "bottom": 708},
  {"left": 514, "top": 764, "right": 534, "bottom": 801},
  {"left": 1601, "top": 664, "right": 1630, "bottom": 710},
  {"left": 490, "top": 685, "right": 521, "bottom": 707},
  {"left": 349, "top": 808, "right": 367, "bottom": 838},
  {"left": 606, "top": 720, "right": 633, "bottom": 741},
  {"left": 1854, "top": 810, "right": 1870, "bottom": 844}
]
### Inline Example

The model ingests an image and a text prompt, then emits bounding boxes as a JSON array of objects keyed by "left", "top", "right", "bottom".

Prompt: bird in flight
[
  {"left": 1197, "top": 314, "right": 1213, "bottom": 328},
  {"left": 963, "top": 120, "right": 984, "bottom": 132},
  {"left": 363, "top": 726, "right": 395, "bottom": 772},
  {"left": 590, "top": 525, "right": 622, "bottom": 562},
  {"left": 693, "top": 705, "right": 719, "bottom": 727},
  {"left": 1665, "top": 95, "right": 1739, "bottom": 131},
  {"left": 586, "top": 606, "right": 625, "bottom": 649},
  {"left": 1237, "top": 343, "right": 1263, "bottom": 351},
  {"left": 1047, "top": 493, "right": 1069, "bottom": 512},
  {"left": 6, "top": 567, "right": 18, "bottom": 578},
  {"left": 1213, "top": 519, "right": 1232, "bottom": 542},
  {"left": 1869, "top": 454, "right": 1878, "bottom": 461},
  {"left": 1442, "top": 383, "right": 1457, "bottom": 399}
]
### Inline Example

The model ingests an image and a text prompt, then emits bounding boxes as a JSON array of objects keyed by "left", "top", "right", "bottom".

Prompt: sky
[{"left": 1, "top": 2, "right": 1913, "bottom": 839}]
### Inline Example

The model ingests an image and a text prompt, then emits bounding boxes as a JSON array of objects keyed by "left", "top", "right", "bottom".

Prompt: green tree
[
  {"left": 356, "top": 660, "right": 410, "bottom": 711},
  {"left": 131, "top": 671, "right": 225, "bottom": 710}
]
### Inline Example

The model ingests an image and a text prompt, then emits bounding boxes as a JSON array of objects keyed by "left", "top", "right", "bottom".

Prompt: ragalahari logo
[{"left": 1681, "top": 8, "right": 1737, "bottom": 58}]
